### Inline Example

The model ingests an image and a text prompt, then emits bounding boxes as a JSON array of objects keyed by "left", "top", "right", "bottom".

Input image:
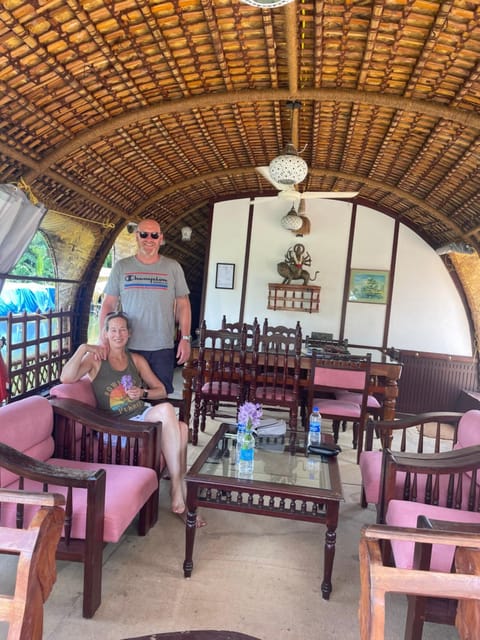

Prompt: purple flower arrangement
[
  {"left": 238, "top": 402, "right": 263, "bottom": 430},
  {"left": 121, "top": 374, "right": 133, "bottom": 391}
]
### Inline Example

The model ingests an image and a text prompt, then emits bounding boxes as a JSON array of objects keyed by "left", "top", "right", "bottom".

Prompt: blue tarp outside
[
  {"left": 0, "top": 283, "right": 56, "bottom": 347},
  {"left": 0, "top": 282, "right": 55, "bottom": 315}
]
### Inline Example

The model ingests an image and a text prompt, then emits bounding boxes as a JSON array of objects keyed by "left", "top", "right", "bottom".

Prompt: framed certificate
[{"left": 215, "top": 263, "right": 235, "bottom": 289}]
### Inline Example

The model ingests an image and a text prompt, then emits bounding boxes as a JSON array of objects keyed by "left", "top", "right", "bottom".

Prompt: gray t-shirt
[{"left": 104, "top": 255, "right": 190, "bottom": 350}]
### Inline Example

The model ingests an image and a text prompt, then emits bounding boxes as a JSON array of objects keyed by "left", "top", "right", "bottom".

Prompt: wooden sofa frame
[
  {"left": 360, "top": 411, "right": 464, "bottom": 514},
  {"left": 359, "top": 523, "right": 480, "bottom": 640},
  {"left": 0, "top": 397, "right": 160, "bottom": 618},
  {"left": 0, "top": 489, "right": 65, "bottom": 640}
]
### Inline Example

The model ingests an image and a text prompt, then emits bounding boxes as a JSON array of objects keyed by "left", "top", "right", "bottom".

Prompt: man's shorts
[{"left": 129, "top": 348, "right": 175, "bottom": 394}]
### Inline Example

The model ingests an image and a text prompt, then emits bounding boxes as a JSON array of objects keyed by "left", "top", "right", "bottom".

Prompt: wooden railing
[
  {"left": 0, "top": 309, "right": 73, "bottom": 402},
  {"left": 396, "top": 349, "right": 479, "bottom": 413}
]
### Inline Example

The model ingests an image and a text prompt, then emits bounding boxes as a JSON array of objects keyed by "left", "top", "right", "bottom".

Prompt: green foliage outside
[{"left": 10, "top": 231, "right": 55, "bottom": 278}]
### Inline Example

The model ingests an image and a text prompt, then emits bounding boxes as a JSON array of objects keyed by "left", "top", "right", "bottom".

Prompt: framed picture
[
  {"left": 215, "top": 263, "right": 235, "bottom": 289},
  {"left": 348, "top": 269, "right": 389, "bottom": 304}
]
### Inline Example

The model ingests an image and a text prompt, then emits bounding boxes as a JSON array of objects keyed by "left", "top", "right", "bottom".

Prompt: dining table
[{"left": 181, "top": 342, "right": 403, "bottom": 444}]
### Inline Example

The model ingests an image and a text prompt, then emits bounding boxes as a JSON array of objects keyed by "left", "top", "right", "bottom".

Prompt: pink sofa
[
  {"left": 0, "top": 395, "right": 159, "bottom": 618},
  {"left": 50, "top": 376, "right": 178, "bottom": 476}
]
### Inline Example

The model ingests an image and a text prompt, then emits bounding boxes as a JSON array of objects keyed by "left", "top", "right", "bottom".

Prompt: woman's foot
[
  {"left": 170, "top": 483, "right": 186, "bottom": 515},
  {"left": 177, "top": 510, "right": 207, "bottom": 528}
]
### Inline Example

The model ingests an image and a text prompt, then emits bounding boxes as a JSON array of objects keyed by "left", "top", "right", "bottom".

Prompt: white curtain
[{"left": 0, "top": 184, "right": 46, "bottom": 295}]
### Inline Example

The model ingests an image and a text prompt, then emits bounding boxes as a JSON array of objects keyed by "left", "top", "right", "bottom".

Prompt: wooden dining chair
[
  {"left": 192, "top": 321, "right": 248, "bottom": 444},
  {"left": 261, "top": 318, "right": 302, "bottom": 339},
  {"left": 221, "top": 315, "right": 259, "bottom": 347},
  {"left": 304, "top": 352, "right": 372, "bottom": 462},
  {"left": 248, "top": 324, "right": 303, "bottom": 437}
]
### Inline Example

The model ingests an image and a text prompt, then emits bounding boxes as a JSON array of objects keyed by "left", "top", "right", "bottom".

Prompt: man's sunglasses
[{"left": 137, "top": 231, "right": 160, "bottom": 239}]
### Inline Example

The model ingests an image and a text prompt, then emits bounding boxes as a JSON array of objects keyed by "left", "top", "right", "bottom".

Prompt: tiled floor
[{"left": 0, "top": 390, "right": 461, "bottom": 640}]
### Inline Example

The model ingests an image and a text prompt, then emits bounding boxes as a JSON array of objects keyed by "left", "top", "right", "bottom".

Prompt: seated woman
[{"left": 60, "top": 311, "right": 205, "bottom": 526}]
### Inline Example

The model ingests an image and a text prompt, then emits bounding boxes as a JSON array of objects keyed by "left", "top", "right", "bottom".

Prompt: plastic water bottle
[
  {"left": 238, "top": 428, "right": 255, "bottom": 475},
  {"left": 308, "top": 407, "right": 322, "bottom": 447},
  {"left": 236, "top": 423, "right": 246, "bottom": 463}
]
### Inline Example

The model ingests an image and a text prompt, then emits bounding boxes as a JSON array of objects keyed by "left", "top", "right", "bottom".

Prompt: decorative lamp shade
[
  {"left": 281, "top": 206, "right": 304, "bottom": 231},
  {"left": 269, "top": 144, "right": 308, "bottom": 186},
  {"left": 181, "top": 225, "right": 192, "bottom": 241},
  {"left": 241, "top": 0, "right": 295, "bottom": 7}
]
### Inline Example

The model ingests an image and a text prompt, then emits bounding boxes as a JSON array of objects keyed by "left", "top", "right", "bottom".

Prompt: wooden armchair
[
  {"left": 359, "top": 523, "right": 480, "bottom": 640},
  {"left": 0, "top": 395, "right": 159, "bottom": 618},
  {"left": 0, "top": 489, "right": 65, "bottom": 640},
  {"left": 359, "top": 410, "right": 465, "bottom": 513}
]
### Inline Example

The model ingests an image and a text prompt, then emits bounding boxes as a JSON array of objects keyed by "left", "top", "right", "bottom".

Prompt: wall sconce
[{"left": 181, "top": 226, "right": 192, "bottom": 242}]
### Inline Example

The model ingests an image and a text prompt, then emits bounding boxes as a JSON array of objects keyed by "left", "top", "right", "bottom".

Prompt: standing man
[{"left": 98, "top": 219, "right": 191, "bottom": 394}]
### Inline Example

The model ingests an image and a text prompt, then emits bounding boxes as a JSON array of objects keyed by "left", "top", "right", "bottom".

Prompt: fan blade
[
  {"left": 256, "top": 166, "right": 295, "bottom": 192},
  {"left": 300, "top": 191, "right": 359, "bottom": 199}
]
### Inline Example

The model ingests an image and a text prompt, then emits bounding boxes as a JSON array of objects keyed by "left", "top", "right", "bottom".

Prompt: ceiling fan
[
  {"left": 255, "top": 101, "right": 358, "bottom": 209},
  {"left": 255, "top": 166, "right": 358, "bottom": 203}
]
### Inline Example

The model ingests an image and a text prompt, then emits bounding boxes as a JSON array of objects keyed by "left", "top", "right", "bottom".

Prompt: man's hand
[
  {"left": 91, "top": 341, "right": 108, "bottom": 361},
  {"left": 176, "top": 339, "right": 191, "bottom": 365}
]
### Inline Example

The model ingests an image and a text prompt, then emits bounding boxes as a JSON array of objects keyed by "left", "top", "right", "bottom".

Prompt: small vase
[{"left": 238, "top": 422, "right": 255, "bottom": 475}]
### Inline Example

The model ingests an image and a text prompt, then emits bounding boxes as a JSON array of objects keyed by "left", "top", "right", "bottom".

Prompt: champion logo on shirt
[{"left": 124, "top": 272, "right": 168, "bottom": 289}]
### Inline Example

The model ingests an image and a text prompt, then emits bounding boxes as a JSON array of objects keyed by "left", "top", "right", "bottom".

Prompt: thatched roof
[{"left": 1, "top": 0, "right": 480, "bottom": 301}]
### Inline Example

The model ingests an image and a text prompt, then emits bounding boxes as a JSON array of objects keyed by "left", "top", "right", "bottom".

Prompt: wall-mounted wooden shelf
[{"left": 267, "top": 283, "right": 321, "bottom": 314}]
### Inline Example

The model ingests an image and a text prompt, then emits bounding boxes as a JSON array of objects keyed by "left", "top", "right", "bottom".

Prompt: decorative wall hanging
[
  {"left": 277, "top": 244, "right": 319, "bottom": 286},
  {"left": 348, "top": 269, "right": 389, "bottom": 304}
]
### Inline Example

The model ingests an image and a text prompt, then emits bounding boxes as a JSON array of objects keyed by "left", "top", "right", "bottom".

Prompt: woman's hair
[{"left": 104, "top": 311, "right": 131, "bottom": 332}]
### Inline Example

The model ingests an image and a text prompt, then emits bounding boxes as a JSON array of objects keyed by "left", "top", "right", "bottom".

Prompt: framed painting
[
  {"left": 215, "top": 263, "right": 235, "bottom": 289},
  {"left": 348, "top": 269, "right": 389, "bottom": 304}
]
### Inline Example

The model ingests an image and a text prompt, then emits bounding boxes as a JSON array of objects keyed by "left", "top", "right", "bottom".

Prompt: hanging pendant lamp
[
  {"left": 268, "top": 100, "right": 308, "bottom": 185},
  {"left": 281, "top": 205, "right": 303, "bottom": 231},
  {"left": 241, "top": 0, "right": 295, "bottom": 7}
]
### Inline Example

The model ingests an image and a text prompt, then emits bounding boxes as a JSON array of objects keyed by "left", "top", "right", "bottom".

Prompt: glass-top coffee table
[{"left": 183, "top": 424, "right": 344, "bottom": 599}]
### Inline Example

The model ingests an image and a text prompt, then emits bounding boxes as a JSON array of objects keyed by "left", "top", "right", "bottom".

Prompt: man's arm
[
  {"left": 97, "top": 293, "right": 119, "bottom": 356},
  {"left": 175, "top": 295, "right": 192, "bottom": 365}
]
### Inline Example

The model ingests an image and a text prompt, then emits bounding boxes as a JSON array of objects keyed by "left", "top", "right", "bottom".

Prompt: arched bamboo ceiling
[{"left": 1, "top": 0, "right": 480, "bottom": 312}]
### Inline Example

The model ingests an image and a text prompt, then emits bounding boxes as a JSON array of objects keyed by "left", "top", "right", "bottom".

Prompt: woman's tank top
[{"left": 91, "top": 351, "right": 146, "bottom": 417}]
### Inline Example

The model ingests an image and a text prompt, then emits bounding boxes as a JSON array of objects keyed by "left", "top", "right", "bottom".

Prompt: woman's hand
[{"left": 126, "top": 385, "right": 143, "bottom": 401}]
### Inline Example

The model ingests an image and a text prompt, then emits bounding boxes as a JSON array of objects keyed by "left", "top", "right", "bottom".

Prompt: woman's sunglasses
[{"left": 137, "top": 231, "right": 160, "bottom": 239}]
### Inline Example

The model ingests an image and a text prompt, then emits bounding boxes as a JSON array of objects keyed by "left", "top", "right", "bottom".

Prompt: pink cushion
[
  {"left": 255, "top": 387, "right": 297, "bottom": 402},
  {"left": 359, "top": 451, "right": 383, "bottom": 504},
  {"left": 455, "top": 410, "right": 480, "bottom": 449},
  {"left": 0, "top": 397, "right": 55, "bottom": 487},
  {"left": 386, "top": 499, "right": 480, "bottom": 572},
  {"left": 1, "top": 460, "right": 158, "bottom": 543},
  {"left": 314, "top": 367, "right": 366, "bottom": 391},
  {"left": 314, "top": 398, "right": 361, "bottom": 418},
  {"left": 334, "top": 390, "right": 381, "bottom": 409},
  {"left": 50, "top": 377, "right": 97, "bottom": 407},
  {"left": 201, "top": 381, "right": 240, "bottom": 395}
]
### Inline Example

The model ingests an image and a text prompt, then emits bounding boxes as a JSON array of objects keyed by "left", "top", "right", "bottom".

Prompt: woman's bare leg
[{"left": 145, "top": 403, "right": 186, "bottom": 514}]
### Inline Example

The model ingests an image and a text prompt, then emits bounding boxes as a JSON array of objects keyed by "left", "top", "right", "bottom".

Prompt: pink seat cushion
[
  {"left": 334, "top": 390, "right": 381, "bottom": 409},
  {"left": 386, "top": 499, "right": 480, "bottom": 572},
  {"left": 314, "top": 398, "right": 361, "bottom": 418},
  {"left": 255, "top": 387, "right": 297, "bottom": 402},
  {"left": 1, "top": 460, "right": 158, "bottom": 543},
  {"left": 201, "top": 381, "right": 240, "bottom": 395}
]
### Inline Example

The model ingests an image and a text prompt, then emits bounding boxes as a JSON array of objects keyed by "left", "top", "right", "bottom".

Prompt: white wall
[{"left": 203, "top": 197, "right": 473, "bottom": 356}]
